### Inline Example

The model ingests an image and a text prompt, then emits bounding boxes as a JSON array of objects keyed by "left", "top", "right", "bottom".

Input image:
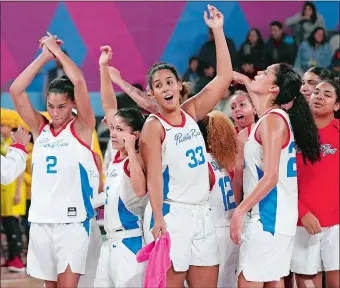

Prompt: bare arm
[
  {"left": 44, "top": 33, "right": 95, "bottom": 130},
  {"left": 181, "top": 6, "right": 232, "bottom": 120},
  {"left": 9, "top": 54, "right": 50, "bottom": 135},
  {"left": 140, "top": 118, "right": 164, "bottom": 219},
  {"left": 127, "top": 151, "right": 147, "bottom": 197},
  {"left": 232, "top": 129, "right": 248, "bottom": 205},
  {"left": 236, "top": 114, "right": 287, "bottom": 214},
  {"left": 108, "top": 67, "right": 158, "bottom": 114}
]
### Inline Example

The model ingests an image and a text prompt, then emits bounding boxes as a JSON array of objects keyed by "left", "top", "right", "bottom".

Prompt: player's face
[
  {"left": 150, "top": 69, "right": 181, "bottom": 112},
  {"left": 0, "top": 124, "right": 12, "bottom": 138},
  {"left": 230, "top": 94, "right": 255, "bottom": 129},
  {"left": 300, "top": 72, "right": 321, "bottom": 102},
  {"left": 249, "top": 64, "right": 278, "bottom": 95},
  {"left": 110, "top": 115, "right": 133, "bottom": 151},
  {"left": 310, "top": 82, "right": 339, "bottom": 117},
  {"left": 46, "top": 93, "right": 74, "bottom": 127}
]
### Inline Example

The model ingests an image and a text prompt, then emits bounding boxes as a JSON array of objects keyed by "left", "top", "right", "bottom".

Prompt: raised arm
[
  {"left": 9, "top": 37, "right": 58, "bottom": 134},
  {"left": 99, "top": 46, "right": 118, "bottom": 127},
  {"left": 42, "top": 32, "right": 95, "bottom": 130},
  {"left": 181, "top": 5, "right": 232, "bottom": 120},
  {"left": 139, "top": 118, "right": 166, "bottom": 239},
  {"left": 108, "top": 66, "right": 158, "bottom": 114}
]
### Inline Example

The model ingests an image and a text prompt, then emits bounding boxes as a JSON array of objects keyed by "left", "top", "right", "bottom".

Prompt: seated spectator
[
  {"left": 182, "top": 57, "right": 200, "bottom": 95},
  {"left": 193, "top": 61, "right": 215, "bottom": 95},
  {"left": 294, "top": 27, "right": 332, "bottom": 74},
  {"left": 240, "top": 56, "right": 257, "bottom": 80},
  {"left": 238, "top": 28, "right": 264, "bottom": 70},
  {"left": 329, "top": 32, "right": 340, "bottom": 56},
  {"left": 262, "top": 21, "right": 297, "bottom": 67},
  {"left": 285, "top": 1, "right": 325, "bottom": 45},
  {"left": 330, "top": 48, "right": 340, "bottom": 73},
  {"left": 199, "top": 28, "right": 239, "bottom": 71}
]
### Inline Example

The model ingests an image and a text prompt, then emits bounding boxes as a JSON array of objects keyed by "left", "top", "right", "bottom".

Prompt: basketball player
[
  {"left": 300, "top": 67, "right": 332, "bottom": 102},
  {"left": 229, "top": 91, "right": 257, "bottom": 204},
  {"left": 140, "top": 5, "right": 233, "bottom": 287},
  {"left": 230, "top": 64, "right": 320, "bottom": 288},
  {"left": 9, "top": 33, "right": 98, "bottom": 288},
  {"left": 230, "top": 91, "right": 257, "bottom": 133},
  {"left": 197, "top": 111, "right": 239, "bottom": 288},
  {"left": 1, "top": 126, "right": 30, "bottom": 185},
  {"left": 291, "top": 79, "right": 339, "bottom": 288},
  {"left": 94, "top": 46, "right": 148, "bottom": 287}
]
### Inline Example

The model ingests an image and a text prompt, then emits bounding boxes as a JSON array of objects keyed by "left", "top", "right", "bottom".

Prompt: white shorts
[
  {"left": 78, "top": 218, "right": 102, "bottom": 288},
  {"left": 238, "top": 221, "right": 294, "bottom": 282},
  {"left": 27, "top": 222, "right": 90, "bottom": 281},
  {"left": 216, "top": 226, "right": 239, "bottom": 288},
  {"left": 143, "top": 201, "right": 219, "bottom": 272},
  {"left": 291, "top": 225, "right": 339, "bottom": 275},
  {"left": 94, "top": 229, "right": 145, "bottom": 288}
]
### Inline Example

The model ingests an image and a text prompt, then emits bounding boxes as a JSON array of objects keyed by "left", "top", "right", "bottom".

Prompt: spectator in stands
[
  {"left": 240, "top": 56, "right": 257, "bottom": 80},
  {"left": 262, "top": 21, "right": 296, "bottom": 68},
  {"left": 238, "top": 28, "right": 264, "bottom": 70},
  {"left": 193, "top": 61, "right": 215, "bottom": 95},
  {"left": 294, "top": 27, "right": 332, "bottom": 75},
  {"left": 285, "top": 1, "right": 325, "bottom": 45},
  {"left": 330, "top": 48, "right": 340, "bottom": 73},
  {"left": 199, "top": 28, "right": 239, "bottom": 71},
  {"left": 182, "top": 56, "right": 200, "bottom": 96},
  {"left": 329, "top": 32, "right": 340, "bottom": 57}
]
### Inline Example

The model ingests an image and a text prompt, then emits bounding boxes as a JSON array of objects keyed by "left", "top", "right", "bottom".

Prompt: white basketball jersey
[
  {"left": 243, "top": 108, "right": 298, "bottom": 236},
  {"left": 104, "top": 151, "right": 148, "bottom": 233},
  {"left": 150, "top": 111, "right": 210, "bottom": 204},
  {"left": 29, "top": 119, "right": 99, "bottom": 223},
  {"left": 207, "top": 153, "right": 236, "bottom": 227}
]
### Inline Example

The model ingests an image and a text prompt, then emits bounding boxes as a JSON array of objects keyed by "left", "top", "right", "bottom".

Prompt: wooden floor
[{"left": 1, "top": 268, "right": 43, "bottom": 288}]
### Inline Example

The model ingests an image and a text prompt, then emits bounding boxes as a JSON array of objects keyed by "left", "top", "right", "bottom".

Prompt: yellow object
[
  {"left": 0, "top": 108, "right": 19, "bottom": 129},
  {"left": 1, "top": 137, "right": 26, "bottom": 216}
]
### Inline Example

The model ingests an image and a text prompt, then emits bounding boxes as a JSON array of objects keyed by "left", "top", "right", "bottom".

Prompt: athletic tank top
[
  {"left": 150, "top": 110, "right": 209, "bottom": 204},
  {"left": 297, "top": 118, "right": 339, "bottom": 227},
  {"left": 104, "top": 151, "right": 148, "bottom": 232},
  {"left": 207, "top": 153, "right": 236, "bottom": 227},
  {"left": 29, "top": 119, "right": 99, "bottom": 223},
  {"left": 243, "top": 108, "right": 298, "bottom": 236}
]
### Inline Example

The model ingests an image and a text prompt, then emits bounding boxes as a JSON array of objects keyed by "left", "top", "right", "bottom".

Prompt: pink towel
[{"left": 136, "top": 232, "right": 171, "bottom": 288}]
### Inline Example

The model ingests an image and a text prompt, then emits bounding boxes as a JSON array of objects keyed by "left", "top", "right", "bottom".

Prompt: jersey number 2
[
  {"left": 186, "top": 146, "right": 205, "bottom": 168},
  {"left": 287, "top": 141, "right": 297, "bottom": 177},
  {"left": 218, "top": 176, "right": 236, "bottom": 211},
  {"left": 46, "top": 156, "right": 57, "bottom": 174}
]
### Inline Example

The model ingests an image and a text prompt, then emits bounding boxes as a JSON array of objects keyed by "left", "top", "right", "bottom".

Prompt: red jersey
[{"left": 297, "top": 118, "right": 339, "bottom": 227}]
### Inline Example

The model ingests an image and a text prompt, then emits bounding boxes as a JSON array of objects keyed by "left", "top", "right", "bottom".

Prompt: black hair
[
  {"left": 270, "top": 21, "right": 283, "bottom": 30},
  {"left": 307, "top": 27, "right": 327, "bottom": 47},
  {"left": 274, "top": 64, "right": 320, "bottom": 164},
  {"left": 47, "top": 74, "right": 74, "bottom": 101},
  {"left": 189, "top": 57, "right": 199, "bottom": 65},
  {"left": 245, "top": 28, "right": 264, "bottom": 48},
  {"left": 197, "top": 119, "right": 208, "bottom": 148},
  {"left": 302, "top": 1, "right": 317, "bottom": 24},
  {"left": 319, "top": 79, "right": 340, "bottom": 119},
  {"left": 307, "top": 67, "right": 332, "bottom": 80},
  {"left": 115, "top": 107, "right": 146, "bottom": 150},
  {"left": 147, "top": 62, "right": 180, "bottom": 89}
]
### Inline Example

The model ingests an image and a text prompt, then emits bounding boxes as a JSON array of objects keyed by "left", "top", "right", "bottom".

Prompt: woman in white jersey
[
  {"left": 9, "top": 33, "right": 98, "bottom": 288},
  {"left": 94, "top": 46, "right": 148, "bottom": 287},
  {"left": 230, "top": 64, "right": 320, "bottom": 287},
  {"left": 197, "top": 111, "right": 239, "bottom": 288},
  {"left": 140, "top": 5, "right": 233, "bottom": 287}
]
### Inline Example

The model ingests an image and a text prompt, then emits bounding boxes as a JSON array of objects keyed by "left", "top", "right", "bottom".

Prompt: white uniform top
[
  {"left": 150, "top": 111, "right": 209, "bottom": 204},
  {"left": 243, "top": 108, "right": 298, "bottom": 236},
  {"left": 29, "top": 119, "right": 99, "bottom": 223},
  {"left": 104, "top": 151, "right": 148, "bottom": 233},
  {"left": 1, "top": 145, "right": 27, "bottom": 185},
  {"left": 207, "top": 153, "right": 236, "bottom": 227}
]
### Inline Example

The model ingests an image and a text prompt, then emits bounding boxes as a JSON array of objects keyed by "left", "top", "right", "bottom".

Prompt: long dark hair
[
  {"left": 302, "top": 1, "right": 317, "bottom": 24},
  {"left": 274, "top": 64, "right": 320, "bottom": 164},
  {"left": 307, "top": 27, "right": 327, "bottom": 47},
  {"left": 244, "top": 28, "right": 264, "bottom": 48}
]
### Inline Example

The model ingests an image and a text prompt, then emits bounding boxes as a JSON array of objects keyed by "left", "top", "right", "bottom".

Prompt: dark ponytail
[{"left": 274, "top": 64, "right": 320, "bottom": 164}]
